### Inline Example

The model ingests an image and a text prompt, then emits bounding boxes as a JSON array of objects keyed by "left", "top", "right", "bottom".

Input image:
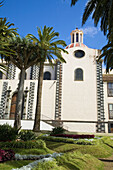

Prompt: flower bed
[
  {"left": 50, "top": 134, "right": 95, "bottom": 139},
  {"left": 0, "top": 149, "right": 15, "bottom": 162}
]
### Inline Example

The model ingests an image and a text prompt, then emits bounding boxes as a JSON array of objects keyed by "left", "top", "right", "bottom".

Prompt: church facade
[{"left": 0, "top": 28, "right": 113, "bottom": 133}]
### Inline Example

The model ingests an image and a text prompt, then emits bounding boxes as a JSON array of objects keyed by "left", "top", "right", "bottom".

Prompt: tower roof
[
  {"left": 65, "top": 42, "right": 87, "bottom": 49},
  {"left": 66, "top": 28, "right": 87, "bottom": 49}
]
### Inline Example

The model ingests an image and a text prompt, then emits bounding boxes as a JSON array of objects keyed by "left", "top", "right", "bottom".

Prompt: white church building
[{"left": 0, "top": 28, "right": 113, "bottom": 133}]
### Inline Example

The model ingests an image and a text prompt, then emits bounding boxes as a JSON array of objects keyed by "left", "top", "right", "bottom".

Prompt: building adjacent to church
[{"left": 0, "top": 28, "right": 113, "bottom": 133}]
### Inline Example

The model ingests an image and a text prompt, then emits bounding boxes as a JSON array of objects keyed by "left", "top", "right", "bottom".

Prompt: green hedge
[
  {"left": 0, "top": 140, "right": 46, "bottom": 149},
  {"left": 38, "top": 136, "right": 94, "bottom": 145}
]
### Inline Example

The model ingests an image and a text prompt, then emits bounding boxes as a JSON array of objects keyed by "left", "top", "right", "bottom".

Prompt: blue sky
[{"left": 1, "top": 0, "right": 107, "bottom": 49}]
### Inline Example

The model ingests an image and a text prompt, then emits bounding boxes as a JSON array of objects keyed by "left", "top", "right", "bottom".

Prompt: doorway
[{"left": 10, "top": 93, "right": 24, "bottom": 119}]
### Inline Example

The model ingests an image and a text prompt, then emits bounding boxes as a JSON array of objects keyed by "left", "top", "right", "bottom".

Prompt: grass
[
  {"left": 0, "top": 160, "right": 33, "bottom": 170},
  {"left": 33, "top": 152, "right": 104, "bottom": 170},
  {"left": 2, "top": 147, "right": 53, "bottom": 155},
  {"left": 45, "top": 138, "right": 113, "bottom": 158}
]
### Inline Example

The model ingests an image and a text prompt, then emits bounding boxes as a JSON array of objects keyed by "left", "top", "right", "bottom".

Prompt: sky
[{"left": 1, "top": 0, "right": 107, "bottom": 50}]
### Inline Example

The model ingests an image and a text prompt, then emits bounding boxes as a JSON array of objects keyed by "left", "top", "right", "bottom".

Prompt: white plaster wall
[
  {"left": 41, "top": 80, "right": 56, "bottom": 120},
  {"left": 63, "top": 123, "right": 96, "bottom": 132},
  {"left": 0, "top": 120, "right": 53, "bottom": 130},
  {"left": 0, "top": 79, "right": 56, "bottom": 121},
  {"left": 61, "top": 47, "right": 98, "bottom": 132}
]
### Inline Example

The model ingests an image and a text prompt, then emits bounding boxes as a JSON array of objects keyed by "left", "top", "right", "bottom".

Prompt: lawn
[
  {"left": 45, "top": 137, "right": 113, "bottom": 158},
  {"left": 1, "top": 135, "right": 113, "bottom": 170}
]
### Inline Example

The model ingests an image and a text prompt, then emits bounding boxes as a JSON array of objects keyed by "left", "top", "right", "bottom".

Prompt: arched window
[
  {"left": 43, "top": 71, "right": 51, "bottom": 80},
  {"left": 0, "top": 71, "right": 3, "bottom": 79},
  {"left": 75, "top": 68, "right": 83, "bottom": 81}
]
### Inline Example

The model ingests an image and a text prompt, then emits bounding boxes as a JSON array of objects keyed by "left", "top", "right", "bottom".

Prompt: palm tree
[
  {"left": 4, "top": 36, "right": 41, "bottom": 129},
  {"left": 0, "top": 18, "right": 18, "bottom": 46},
  {"left": 71, "top": 0, "right": 113, "bottom": 37},
  {"left": 0, "top": 18, "right": 18, "bottom": 73},
  {"left": 0, "top": 1, "right": 4, "bottom": 7},
  {"left": 27, "top": 26, "right": 68, "bottom": 131},
  {"left": 98, "top": 42, "right": 113, "bottom": 72}
]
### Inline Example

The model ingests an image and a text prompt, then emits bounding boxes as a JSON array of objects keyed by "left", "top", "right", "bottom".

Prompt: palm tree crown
[{"left": 27, "top": 26, "right": 67, "bottom": 63}]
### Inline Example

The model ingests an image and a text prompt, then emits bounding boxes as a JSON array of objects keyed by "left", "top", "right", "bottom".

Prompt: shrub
[
  {"left": 0, "top": 140, "right": 46, "bottom": 149},
  {"left": 19, "top": 130, "right": 36, "bottom": 141},
  {"left": 0, "top": 124, "right": 19, "bottom": 141},
  {"left": 39, "top": 136, "right": 94, "bottom": 145},
  {"left": 50, "top": 127, "right": 66, "bottom": 135},
  {"left": 0, "top": 149, "right": 15, "bottom": 162},
  {"left": 38, "top": 136, "right": 75, "bottom": 144}
]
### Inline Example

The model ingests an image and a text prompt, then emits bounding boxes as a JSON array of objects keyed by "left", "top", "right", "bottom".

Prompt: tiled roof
[{"left": 65, "top": 43, "right": 87, "bottom": 49}]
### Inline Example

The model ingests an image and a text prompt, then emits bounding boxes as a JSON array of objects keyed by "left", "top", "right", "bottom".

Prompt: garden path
[{"left": 99, "top": 154, "right": 113, "bottom": 170}]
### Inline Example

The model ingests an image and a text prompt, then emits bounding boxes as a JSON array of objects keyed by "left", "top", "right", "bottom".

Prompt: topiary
[
  {"left": 0, "top": 124, "right": 19, "bottom": 141},
  {"left": 50, "top": 126, "right": 66, "bottom": 135},
  {"left": 19, "top": 130, "right": 36, "bottom": 141}
]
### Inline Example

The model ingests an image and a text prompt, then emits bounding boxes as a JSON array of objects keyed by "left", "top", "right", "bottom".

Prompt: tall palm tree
[
  {"left": 98, "top": 42, "right": 113, "bottom": 72},
  {"left": 4, "top": 36, "right": 41, "bottom": 129},
  {"left": 71, "top": 0, "right": 113, "bottom": 37},
  {"left": 0, "top": 18, "right": 18, "bottom": 72},
  {"left": 27, "top": 26, "right": 68, "bottom": 131},
  {"left": 0, "top": 1, "right": 4, "bottom": 7}
]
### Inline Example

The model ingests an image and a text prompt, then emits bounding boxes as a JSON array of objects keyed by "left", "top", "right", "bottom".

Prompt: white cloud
[{"left": 80, "top": 27, "right": 98, "bottom": 37}]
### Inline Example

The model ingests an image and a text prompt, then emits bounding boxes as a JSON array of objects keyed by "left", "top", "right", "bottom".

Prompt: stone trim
[
  {"left": 96, "top": 62, "right": 105, "bottom": 132},
  {"left": 30, "top": 65, "right": 40, "bottom": 80},
  {"left": 55, "top": 62, "right": 62, "bottom": 123},
  {"left": 7, "top": 63, "right": 16, "bottom": 79},
  {"left": 0, "top": 82, "right": 8, "bottom": 119},
  {"left": 27, "top": 82, "right": 35, "bottom": 119}
]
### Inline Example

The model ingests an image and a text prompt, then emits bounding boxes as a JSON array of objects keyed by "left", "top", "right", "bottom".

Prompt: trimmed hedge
[
  {"left": 0, "top": 140, "right": 46, "bottom": 149},
  {"left": 50, "top": 134, "right": 95, "bottom": 139},
  {"left": 39, "top": 136, "right": 75, "bottom": 144},
  {"left": 39, "top": 136, "right": 94, "bottom": 145}
]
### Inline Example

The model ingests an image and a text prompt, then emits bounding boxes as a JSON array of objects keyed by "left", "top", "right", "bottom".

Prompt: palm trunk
[
  {"left": 33, "top": 62, "right": 44, "bottom": 131},
  {"left": 14, "top": 68, "right": 25, "bottom": 129}
]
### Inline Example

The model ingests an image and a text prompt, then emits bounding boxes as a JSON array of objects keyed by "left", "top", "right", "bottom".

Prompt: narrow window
[
  {"left": 76, "top": 33, "right": 79, "bottom": 42},
  {"left": 72, "top": 34, "right": 74, "bottom": 43},
  {"left": 75, "top": 68, "right": 83, "bottom": 81},
  {"left": 0, "top": 71, "right": 3, "bottom": 79},
  {"left": 43, "top": 71, "right": 51, "bottom": 80},
  {"left": 108, "top": 83, "right": 113, "bottom": 97},
  {"left": 108, "top": 104, "right": 113, "bottom": 119}
]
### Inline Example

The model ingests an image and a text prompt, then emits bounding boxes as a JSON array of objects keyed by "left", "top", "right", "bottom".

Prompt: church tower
[{"left": 70, "top": 28, "right": 83, "bottom": 44}]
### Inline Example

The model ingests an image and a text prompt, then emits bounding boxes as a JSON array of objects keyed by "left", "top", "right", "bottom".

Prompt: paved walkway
[{"left": 99, "top": 154, "right": 113, "bottom": 170}]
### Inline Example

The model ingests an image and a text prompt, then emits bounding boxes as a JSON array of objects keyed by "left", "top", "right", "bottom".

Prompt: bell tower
[{"left": 70, "top": 28, "right": 83, "bottom": 44}]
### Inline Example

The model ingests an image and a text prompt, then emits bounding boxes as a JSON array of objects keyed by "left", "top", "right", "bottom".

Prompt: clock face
[{"left": 74, "top": 50, "right": 85, "bottom": 58}]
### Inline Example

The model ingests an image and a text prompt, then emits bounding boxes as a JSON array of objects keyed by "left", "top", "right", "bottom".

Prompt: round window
[{"left": 74, "top": 50, "right": 85, "bottom": 58}]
